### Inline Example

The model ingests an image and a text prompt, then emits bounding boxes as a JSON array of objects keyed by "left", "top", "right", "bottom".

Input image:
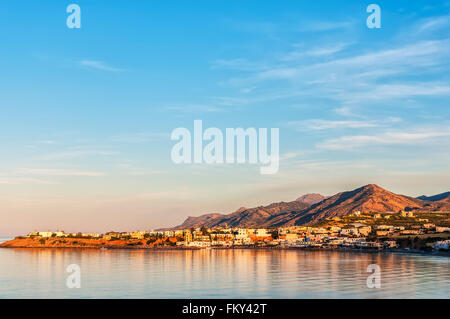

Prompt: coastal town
[{"left": 3, "top": 210, "right": 449, "bottom": 252}]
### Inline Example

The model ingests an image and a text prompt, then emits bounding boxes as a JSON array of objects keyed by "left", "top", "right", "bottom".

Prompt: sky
[{"left": 1, "top": 0, "right": 450, "bottom": 235}]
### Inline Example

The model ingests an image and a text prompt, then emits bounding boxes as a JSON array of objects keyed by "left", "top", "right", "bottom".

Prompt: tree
[{"left": 271, "top": 230, "right": 279, "bottom": 239}]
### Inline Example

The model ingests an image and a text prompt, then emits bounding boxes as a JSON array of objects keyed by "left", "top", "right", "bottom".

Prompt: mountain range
[
  {"left": 417, "top": 191, "right": 450, "bottom": 202},
  {"left": 296, "top": 193, "right": 328, "bottom": 205},
  {"left": 172, "top": 184, "right": 450, "bottom": 229}
]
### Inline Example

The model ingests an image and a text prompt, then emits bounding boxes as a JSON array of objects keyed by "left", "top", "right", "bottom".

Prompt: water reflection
[{"left": 0, "top": 248, "right": 448, "bottom": 298}]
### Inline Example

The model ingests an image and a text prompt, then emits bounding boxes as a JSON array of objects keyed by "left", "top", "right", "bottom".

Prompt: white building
[
  {"left": 38, "top": 231, "right": 53, "bottom": 238},
  {"left": 164, "top": 231, "right": 175, "bottom": 237},
  {"left": 235, "top": 228, "right": 249, "bottom": 240},
  {"left": 188, "top": 241, "right": 211, "bottom": 248},
  {"left": 255, "top": 229, "right": 269, "bottom": 237}
]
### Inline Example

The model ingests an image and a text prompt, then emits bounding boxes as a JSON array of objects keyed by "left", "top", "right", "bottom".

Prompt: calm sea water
[{"left": 0, "top": 237, "right": 448, "bottom": 298}]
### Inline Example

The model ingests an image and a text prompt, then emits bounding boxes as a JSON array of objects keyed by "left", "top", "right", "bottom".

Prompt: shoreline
[{"left": 2, "top": 242, "right": 448, "bottom": 257}]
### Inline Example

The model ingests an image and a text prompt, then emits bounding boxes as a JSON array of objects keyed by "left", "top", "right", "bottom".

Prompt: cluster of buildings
[
  {"left": 26, "top": 225, "right": 449, "bottom": 251},
  {"left": 25, "top": 210, "right": 450, "bottom": 251}
]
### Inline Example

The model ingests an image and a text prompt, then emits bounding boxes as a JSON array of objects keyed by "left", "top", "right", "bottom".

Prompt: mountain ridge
[
  {"left": 417, "top": 191, "right": 450, "bottom": 202},
  {"left": 296, "top": 193, "right": 328, "bottom": 205},
  {"left": 172, "top": 184, "right": 450, "bottom": 229}
]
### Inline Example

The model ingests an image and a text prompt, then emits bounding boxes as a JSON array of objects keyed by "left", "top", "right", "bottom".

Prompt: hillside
[
  {"left": 173, "top": 213, "right": 224, "bottom": 229},
  {"left": 174, "top": 201, "right": 311, "bottom": 229},
  {"left": 296, "top": 193, "right": 328, "bottom": 205},
  {"left": 284, "top": 184, "right": 426, "bottom": 226}
]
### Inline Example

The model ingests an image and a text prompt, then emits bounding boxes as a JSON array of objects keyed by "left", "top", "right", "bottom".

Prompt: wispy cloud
[
  {"left": 305, "top": 43, "right": 350, "bottom": 57},
  {"left": 335, "top": 82, "right": 450, "bottom": 105},
  {"left": 253, "top": 40, "right": 449, "bottom": 83},
  {"left": 127, "top": 169, "right": 165, "bottom": 176},
  {"left": 39, "top": 150, "right": 115, "bottom": 160},
  {"left": 288, "top": 119, "right": 379, "bottom": 131},
  {"left": 164, "top": 104, "right": 224, "bottom": 113},
  {"left": 212, "top": 39, "right": 450, "bottom": 107},
  {"left": 415, "top": 14, "right": 450, "bottom": 34},
  {"left": 80, "top": 60, "right": 122, "bottom": 72},
  {"left": 299, "top": 21, "right": 354, "bottom": 32},
  {"left": 111, "top": 132, "right": 169, "bottom": 143},
  {"left": 0, "top": 177, "right": 59, "bottom": 185},
  {"left": 333, "top": 106, "right": 358, "bottom": 117},
  {"left": 18, "top": 168, "right": 106, "bottom": 177},
  {"left": 211, "top": 59, "right": 267, "bottom": 71},
  {"left": 317, "top": 126, "right": 450, "bottom": 150},
  {"left": 35, "top": 140, "right": 60, "bottom": 145},
  {"left": 279, "top": 42, "right": 350, "bottom": 62}
]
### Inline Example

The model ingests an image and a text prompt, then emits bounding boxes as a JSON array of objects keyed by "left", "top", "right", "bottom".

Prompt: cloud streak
[
  {"left": 0, "top": 177, "right": 59, "bottom": 185},
  {"left": 213, "top": 38, "right": 450, "bottom": 106},
  {"left": 39, "top": 150, "right": 116, "bottom": 160},
  {"left": 317, "top": 126, "right": 450, "bottom": 150},
  {"left": 18, "top": 168, "right": 106, "bottom": 177},
  {"left": 80, "top": 60, "right": 122, "bottom": 72},
  {"left": 288, "top": 119, "right": 379, "bottom": 131}
]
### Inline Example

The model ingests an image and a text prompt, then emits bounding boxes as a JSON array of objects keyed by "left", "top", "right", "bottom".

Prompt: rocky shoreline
[{"left": 1, "top": 237, "right": 448, "bottom": 256}]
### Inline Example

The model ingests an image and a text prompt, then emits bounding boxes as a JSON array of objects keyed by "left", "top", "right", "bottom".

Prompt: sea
[{"left": 0, "top": 237, "right": 448, "bottom": 298}]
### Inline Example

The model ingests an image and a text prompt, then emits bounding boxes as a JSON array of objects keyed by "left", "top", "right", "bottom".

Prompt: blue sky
[{"left": 1, "top": 0, "right": 450, "bottom": 235}]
